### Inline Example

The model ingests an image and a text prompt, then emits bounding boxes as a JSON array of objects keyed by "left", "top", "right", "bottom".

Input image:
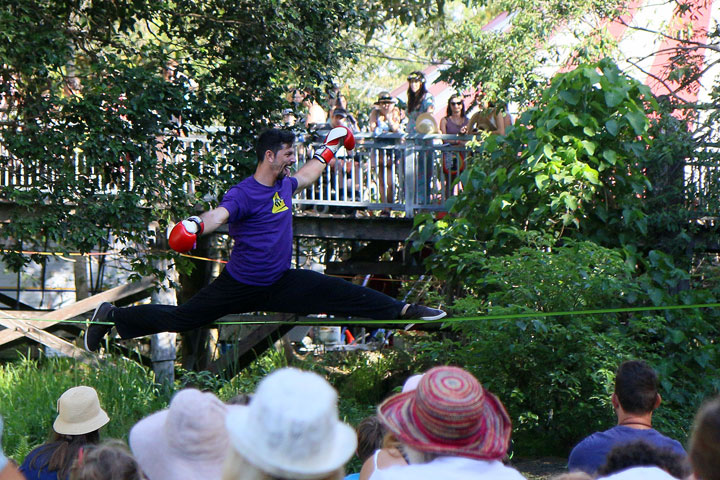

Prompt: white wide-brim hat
[
  {"left": 415, "top": 113, "right": 439, "bottom": 134},
  {"left": 226, "top": 368, "right": 357, "bottom": 480},
  {"left": 130, "top": 389, "right": 240, "bottom": 480},
  {"left": 53, "top": 386, "right": 110, "bottom": 436}
]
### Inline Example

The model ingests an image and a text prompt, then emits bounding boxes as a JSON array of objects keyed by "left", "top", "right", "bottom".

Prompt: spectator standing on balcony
[
  {"left": 440, "top": 94, "right": 469, "bottom": 137},
  {"left": 301, "top": 90, "right": 328, "bottom": 130},
  {"left": 469, "top": 96, "right": 511, "bottom": 136},
  {"left": 405, "top": 71, "right": 434, "bottom": 205},
  {"left": 329, "top": 89, "right": 358, "bottom": 132},
  {"left": 369, "top": 92, "right": 402, "bottom": 215},
  {"left": 439, "top": 94, "right": 469, "bottom": 186}
]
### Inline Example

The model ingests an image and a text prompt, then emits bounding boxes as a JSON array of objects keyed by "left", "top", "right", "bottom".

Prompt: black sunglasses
[{"left": 450, "top": 101, "right": 463, "bottom": 105}]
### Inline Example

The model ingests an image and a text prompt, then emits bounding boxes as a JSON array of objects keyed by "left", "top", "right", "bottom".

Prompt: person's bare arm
[
  {"left": 199, "top": 206, "right": 230, "bottom": 235},
  {"left": 293, "top": 158, "right": 326, "bottom": 192}
]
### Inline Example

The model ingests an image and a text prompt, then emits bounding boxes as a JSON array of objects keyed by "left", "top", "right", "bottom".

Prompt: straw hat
[
  {"left": 415, "top": 113, "right": 439, "bottom": 134},
  {"left": 374, "top": 92, "right": 397, "bottom": 105},
  {"left": 225, "top": 368, "right": 357, "bottom": 480},
  {"left": 129, "top": 389, "right": 239, "bottom": 480},
  {"left": 53, "top": 386, "right": 109, "bottom": 436},
  {"left": 468, "top": 111, "right": 496, "bottom": 133},
  {"left": 378, "top": 366, "right": 512, "bottom": 461}
]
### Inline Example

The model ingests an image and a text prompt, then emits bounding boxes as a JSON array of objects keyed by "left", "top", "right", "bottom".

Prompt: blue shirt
[
  {"left": 219, "top": 175, "right": 298, "bottom": 286},
  {"left": 567, "top": 425, "right": 686, "bottom": 474},
  {"left": 20, "top": 446, "right": 63, "bottom": 480}
]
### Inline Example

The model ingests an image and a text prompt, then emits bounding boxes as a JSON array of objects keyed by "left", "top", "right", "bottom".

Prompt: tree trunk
[
  {"left": 73, "top": 255, "right": 90, "bottom": 301},
  {"left": 151, "top": 258, "right": 177, "bottom": 386}
]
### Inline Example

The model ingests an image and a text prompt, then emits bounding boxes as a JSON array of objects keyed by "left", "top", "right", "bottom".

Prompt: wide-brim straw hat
[
  {"left": 130, "top": 389, "right": 240, "bottom": 480},
  {"left": 226, "top": 368, "right": 357, "bottom": 480},
  {"left": 53, "top": 386, "right": 110, "bottom": 436},
  {"left": 378, "top": 366, "right": 512, "bottom": 461},
  {"left": 415, "top": 113, "right": 439, "bottom": 134},
  {"left": 375, "top": 91, "right": 398, "bottom": 105}
]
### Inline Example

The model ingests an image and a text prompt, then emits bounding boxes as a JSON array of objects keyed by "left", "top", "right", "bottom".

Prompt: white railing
[
  {"left": 0, "top": 130, "right": 474, "bottom": 217},
  {"left": 295, "top": 132, "right": 470, "bottom": 216},
  {"left": 2, "top": 129, "right": 718, "bottom": 218}
]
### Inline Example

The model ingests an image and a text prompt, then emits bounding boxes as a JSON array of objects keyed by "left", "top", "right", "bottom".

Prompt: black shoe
[
  {"left": 84, "top": 302, "right": 115, "bottom": 352},
  {"left": 401, "top": 304, "right": 447, "bottom": 321}
]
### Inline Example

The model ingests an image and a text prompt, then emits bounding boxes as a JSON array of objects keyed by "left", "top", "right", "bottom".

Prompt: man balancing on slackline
[{"left": 84, "top": 126, "right": 446, "bottom": 352}]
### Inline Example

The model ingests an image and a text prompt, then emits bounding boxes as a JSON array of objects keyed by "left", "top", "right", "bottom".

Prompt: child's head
[
  {"left": 70, "top": 440, "right": 144, "bottom": 480},
  {"left": 356, "top": 416, "right": 386, "bottom": 463}
]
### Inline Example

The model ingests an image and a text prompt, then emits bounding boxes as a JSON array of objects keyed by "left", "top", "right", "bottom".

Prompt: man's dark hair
[
  {"left": 597, "top": 440, "right": 689, "bottom": 478},
  {"left": 615, "top": 360, "right": 659, "bottom": 414},
  {"left": 255, "top": 129, "right": 295, "bottom": 164}
]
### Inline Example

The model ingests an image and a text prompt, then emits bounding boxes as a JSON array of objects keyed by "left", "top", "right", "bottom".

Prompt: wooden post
[
  {"left": 150, "top": 258, "right": 177, "bottom": 387},
  {"left": 73, "top": 254, "right": 90, "bottom": 301}
]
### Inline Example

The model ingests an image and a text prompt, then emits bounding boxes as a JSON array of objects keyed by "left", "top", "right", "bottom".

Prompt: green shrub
[
  {"left": 0, "top": 355, "right": 168, "bottom": 462},
  {"left": 415, "top": 241, "right": 720, "bottom": 456}
]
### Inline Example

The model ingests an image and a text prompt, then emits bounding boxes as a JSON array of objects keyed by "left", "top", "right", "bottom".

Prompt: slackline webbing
[{"left": 2, "top": 302, "right": 718, "bottom": 327}]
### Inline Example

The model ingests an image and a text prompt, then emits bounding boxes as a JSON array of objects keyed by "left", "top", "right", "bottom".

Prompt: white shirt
[
  {"left": 369, "top": 456, "right": 526, "bottom": 480},
  {"left": 598, "top": 466, "right": 677, "bottom": 480}
]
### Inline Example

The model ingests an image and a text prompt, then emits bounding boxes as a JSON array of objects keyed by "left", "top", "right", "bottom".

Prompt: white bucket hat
[
  {"left": 129, "top": 389, "right": 239, "bottom": 480},
  {"left": 225, "top": 368, "right": 357, "bottom": 480},
  {"left": 53, "top": 386, "right": 109, "bottom": 436}
]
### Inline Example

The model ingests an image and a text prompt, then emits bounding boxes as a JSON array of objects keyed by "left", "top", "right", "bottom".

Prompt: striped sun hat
[{"left": 377, "top": 366, "right": 511, "bottom": 460}]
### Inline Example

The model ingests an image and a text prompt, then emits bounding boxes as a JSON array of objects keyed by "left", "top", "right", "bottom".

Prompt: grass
[
  {"left": 0, "top": 354, "right": 168, "bottom": 462},
  {"left": 0, "top": 347, "right": 569, "bottom": 479}
]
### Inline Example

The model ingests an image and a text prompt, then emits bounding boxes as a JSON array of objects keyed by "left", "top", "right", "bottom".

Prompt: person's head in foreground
[
  {"left": 130, "top": 388, "right": 239, "bottom": 480},
  {"left": 688, "top": 396, "right": 720, "bottom": 480},
  {"left": 223, "top": 367, "right": 356, "bottom": 480},
  {"left": 377, "top": 365, "right": 512, "bottom": 463},
  {"left": 70, "top": 440, "right": 145, "bottom": 480},
  {"left": 613, "top": 360, "right": 661, "bottom": 416},
  {"left": 23, "top": 386, "right": 109, "bottom": 480},
  {"left": 597, "top": 440, "right": 688, "bottom": 478}
]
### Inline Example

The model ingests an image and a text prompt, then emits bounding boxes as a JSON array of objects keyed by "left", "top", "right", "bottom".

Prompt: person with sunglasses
[
  {"left": 405, "top": 71, "right": 435, "bottom": 205},
  {"left": 439, "top": 94, "right": 469, "bottom": 191}
]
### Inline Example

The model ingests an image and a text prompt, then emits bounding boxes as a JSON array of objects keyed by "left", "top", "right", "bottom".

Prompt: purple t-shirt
[
  {"left": 219, "top": 175, "right": 298, "bottom": 286},
  {"left": 567, "top": 425, "right": 686, "bottom": 474}
]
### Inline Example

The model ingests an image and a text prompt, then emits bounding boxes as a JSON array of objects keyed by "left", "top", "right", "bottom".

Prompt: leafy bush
[{"left": 414, "top": 241, "right": 720, "bottom": 455}]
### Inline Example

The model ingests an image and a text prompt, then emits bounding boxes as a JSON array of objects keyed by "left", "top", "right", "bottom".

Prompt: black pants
[{"left": 112, "top": 268, "right": 405, "bottom": 338}]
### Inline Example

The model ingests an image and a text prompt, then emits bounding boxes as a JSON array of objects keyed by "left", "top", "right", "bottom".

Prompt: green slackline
[{"left": 3, "top": 302, "right": 718, "bottom": 327}]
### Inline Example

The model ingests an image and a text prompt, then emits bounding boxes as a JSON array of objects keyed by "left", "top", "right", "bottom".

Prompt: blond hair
[{"left": 222, "top": 448, "right": 344, "bottom": 480}]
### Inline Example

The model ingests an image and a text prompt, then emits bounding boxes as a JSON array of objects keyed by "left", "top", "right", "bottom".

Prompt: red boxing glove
[
  {"left": 168, "top": 216, "right": 204, "bottom": 253},
  {"left": 314, "top": 126, "right": 355, "bottom": 164}
]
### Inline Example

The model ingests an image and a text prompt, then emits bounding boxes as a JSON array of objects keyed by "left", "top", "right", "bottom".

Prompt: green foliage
[
  {"left": 434, "top": 0, "right": 625, "bottom": 105},
  {"left": 414, "top": 241, "right": 720, "bottom": 455},
  {"left": 0, "top": 0, "right": 442, "bottom": 275},
  {"left": 416, "top": 59, "right": 657, "bottom": 282},
  {"left": 0, "top": 355, "right": 167, "bottom": 462}
]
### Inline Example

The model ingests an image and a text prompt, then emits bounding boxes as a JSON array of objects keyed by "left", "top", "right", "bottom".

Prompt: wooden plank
[
  {"left": 0, "top": 317, "right": 92, "bottom": 362},
  {"left": 0, "top": 310, "right": 51, "bottom": 319},
  {"left": 0, "top": 277, "right": 155, "bottom": 347}
]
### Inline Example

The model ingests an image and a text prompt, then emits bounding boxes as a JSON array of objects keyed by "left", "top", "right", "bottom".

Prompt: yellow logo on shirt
[{"left": 271, "top": 192, "right": 288, "bottom": 214}]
